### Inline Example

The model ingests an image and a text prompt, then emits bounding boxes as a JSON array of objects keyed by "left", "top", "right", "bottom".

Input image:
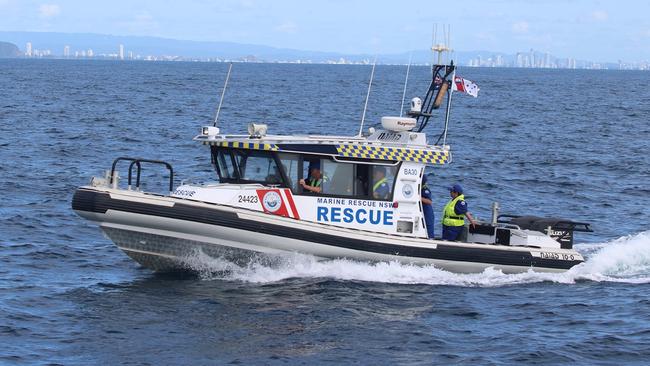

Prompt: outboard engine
[{"left": 497, "top": 215, "right": 593, "bottom": 249}]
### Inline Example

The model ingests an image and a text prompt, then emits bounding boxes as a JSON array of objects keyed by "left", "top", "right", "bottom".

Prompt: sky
[{"left": 1, "top": 0, "right": 649, "bottom": 62}]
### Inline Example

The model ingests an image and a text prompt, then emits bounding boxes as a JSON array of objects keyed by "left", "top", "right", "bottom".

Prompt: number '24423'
[{"left": 238, "top": 195, "right": 258, "bottom": 204}]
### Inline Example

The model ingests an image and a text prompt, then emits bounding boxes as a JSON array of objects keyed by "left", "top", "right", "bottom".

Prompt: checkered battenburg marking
[
  {"left": 206, "top": 141, "right": 449, "bottom": 164},
  {"left": 336, "top": 145, "right": 449, "bottom": 164},
  {"left": 210, "top": 141, "right": 279, "bottom": 151}
]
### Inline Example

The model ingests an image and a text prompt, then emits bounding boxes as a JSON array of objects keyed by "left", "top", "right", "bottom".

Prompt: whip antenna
[
  {"left": 400, "top": 52, "right": 413, "bottom": 117},
  {"left": 213, "top": 62, "right": 233, "bottom": 127},
  {"left": 358, "top": 56, "right": 377, "bottom": 136}
]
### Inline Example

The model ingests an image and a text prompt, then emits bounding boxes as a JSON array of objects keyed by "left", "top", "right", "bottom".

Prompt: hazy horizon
[{"left": 1, "top": 0, "right": 649, "bottom": 62}]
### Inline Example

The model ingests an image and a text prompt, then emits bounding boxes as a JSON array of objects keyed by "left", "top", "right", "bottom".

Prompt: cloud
[
  {"left": 591, "top": 10, "right": 608, "bottom": 21},
  {"left": 274, "top": 21, "right": 297, "bottom": 34},
  {"left": 38, "top": 3, "right": 60, "bottom": 18},
  {"left": 512, "top": 21, "right": 529, "bottom": 34}
]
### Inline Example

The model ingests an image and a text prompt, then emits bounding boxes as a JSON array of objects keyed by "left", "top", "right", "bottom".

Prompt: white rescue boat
[{"left": 72, "top": 53, "right": 591, "bottom": 274}]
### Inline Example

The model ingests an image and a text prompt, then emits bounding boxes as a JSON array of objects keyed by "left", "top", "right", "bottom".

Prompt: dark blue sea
[{"left": 1, "top": 59, "right": 649, "bottom": 365}]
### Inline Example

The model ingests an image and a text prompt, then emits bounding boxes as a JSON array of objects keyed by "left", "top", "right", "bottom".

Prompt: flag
[{"left": 453, "top": 76, "right": 480, "bottom": 97}]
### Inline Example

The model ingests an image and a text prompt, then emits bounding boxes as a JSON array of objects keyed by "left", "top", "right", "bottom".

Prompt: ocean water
[{"left": 1, "top": 59, "right": 650, "bottom": 365}]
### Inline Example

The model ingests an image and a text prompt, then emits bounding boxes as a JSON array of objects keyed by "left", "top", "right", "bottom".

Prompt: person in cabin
[
  {"left": 421, "top": 174, "right": 435, "bottom": 239},
  {"left": 299, "top": 162, "right": 324, "bottom": 193},
  {"left": 441, "top": 184, "right": 477, "bottom": 241},
  {"left": 372, "top": 166, "right": 390, "bottom": 200}
]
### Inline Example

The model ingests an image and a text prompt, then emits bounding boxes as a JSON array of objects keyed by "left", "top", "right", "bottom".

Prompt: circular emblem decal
[
  {"left": 402, "top": 184, "right": 413, "bottom": 198},
  {"left": 262, "top": 191, "right": 282, "bottom": 212}
]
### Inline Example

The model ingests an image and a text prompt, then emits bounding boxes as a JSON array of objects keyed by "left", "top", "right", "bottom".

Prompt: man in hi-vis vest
[
  {"left": 442, "top": 184, "right": 477, "bottom": 241},
  {"left": 300, "top": 162, "right": 325, "bottom": 194}
]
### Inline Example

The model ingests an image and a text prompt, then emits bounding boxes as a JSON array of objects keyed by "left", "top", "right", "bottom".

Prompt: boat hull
[{"left": 72, "top": 187, "right": 584, "bottom": 274}]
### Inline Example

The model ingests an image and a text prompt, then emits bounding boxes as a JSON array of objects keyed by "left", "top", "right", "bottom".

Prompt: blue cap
[
  {"left": 309, "top": 161, "right": 320, "bottom": 170},
  {"left": 448, "top": 184, "right": 463, "bottom": 194}
]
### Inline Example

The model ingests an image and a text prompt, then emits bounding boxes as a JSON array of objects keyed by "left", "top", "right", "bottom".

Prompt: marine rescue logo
[
  {"left": 262, "top": 191, "right": 282, "bottom": 212},
  {"left": 255, "top": 188, "right": 300, "bottom": 219},
  {"left": 402, "top": 184, "right": 413, "bottom": 198}
]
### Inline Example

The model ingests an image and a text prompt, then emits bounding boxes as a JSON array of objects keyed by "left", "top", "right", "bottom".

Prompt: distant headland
[{"left": 0, "top": 41, "right": 21, "bottom": 58}]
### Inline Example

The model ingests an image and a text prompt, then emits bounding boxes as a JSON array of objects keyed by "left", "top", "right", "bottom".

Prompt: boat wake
[{"left": 179, "top": 231, "right": 650, "bottom": 287}]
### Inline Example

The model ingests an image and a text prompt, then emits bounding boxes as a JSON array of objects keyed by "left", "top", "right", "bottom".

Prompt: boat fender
[{"left": 433, "top": 82, "right": 449, "bottom": 109}]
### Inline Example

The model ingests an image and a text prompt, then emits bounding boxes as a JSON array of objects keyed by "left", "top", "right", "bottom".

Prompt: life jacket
[
  {"left": 307, "top": 178, "right": 322, "bottom": 187},
  {"left": 422, "top": 183, "right": 430, "bottom": 195},
  {"left": 373, "top": 177, "right": 388, "bottom": 193},
  {"left": 307, "top": 175, "right": 328, "bottom": 187},
  {"left": 442, "top": 194, "right": 465, "bottom": 227},
  {"left": 372, "top": 177, "right": 390, "bottom": 199}
]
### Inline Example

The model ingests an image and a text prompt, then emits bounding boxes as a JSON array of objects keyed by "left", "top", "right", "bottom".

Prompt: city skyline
[
  {"left": 10, "top": 33, "right": 649, "bottom": 71},
  {"left": 0, "top": 0, "right": 649, "bottom": 63}
]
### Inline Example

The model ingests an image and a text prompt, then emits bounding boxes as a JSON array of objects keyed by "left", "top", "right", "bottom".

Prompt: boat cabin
[{"left": 173, "top": 122, "right": 451, "bottom": 239}]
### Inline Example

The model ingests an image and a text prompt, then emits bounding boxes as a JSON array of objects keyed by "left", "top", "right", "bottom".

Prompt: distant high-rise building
[
  {"left": 529, "top": 49, "right": 535, "bottom": 68},
  {"left": 568, "top": 58, "right": 577, "bottom": 69},
  {"left": 63, "top": 45, "right": 70, "bottom": 57},
  {"left": 119, "top": 44, "right": 125, "bottom": 60},
  {"left": 87, "top": 49, "right": 94, "bottom": 57},
  {"left": 543, "top": 53, "right": 551, "bottom": 68},
  {"left": 495, "top": 54, "right": 503, "bottom": 67},
  {"left": 25, "top": 42, "right": 33, "bottom": 57}
]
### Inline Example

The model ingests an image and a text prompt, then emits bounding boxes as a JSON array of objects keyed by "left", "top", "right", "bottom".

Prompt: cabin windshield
[
  {"left": 212, "top": 147, "right": 282, "bottom": 185},
  {"left": 233, "top": 150, "right": 282, "bottom": 184}
]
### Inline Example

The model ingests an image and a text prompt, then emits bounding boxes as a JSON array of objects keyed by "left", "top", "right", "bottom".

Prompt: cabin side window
[
  {"left": 300, "top": 155, "right": 397, "bottom": 200},
  {"left": 211, "top": 147, "right": 398, "bottom": 199},
  {"left": 370, "top": 165, "right": 397, "bottom": 200}
]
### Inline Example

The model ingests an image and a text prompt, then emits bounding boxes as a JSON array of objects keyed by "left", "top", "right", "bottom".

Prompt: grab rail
[{"left": 110, "top": 157, "right": 174, "bottom": 193}]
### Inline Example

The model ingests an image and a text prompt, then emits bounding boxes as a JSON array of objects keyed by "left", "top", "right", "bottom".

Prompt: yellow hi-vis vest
[
  {"left": 442, "top": 194, "right": 466, "bottom": 227},
  {"left": 307, "top": 174, "right": 328, "bottom": 187},
  {"left": 373, "top": 177, "right": 387, "bottom": 192},
  {"left": 308, "top": 178, "right": 322, "bottom": 187}
]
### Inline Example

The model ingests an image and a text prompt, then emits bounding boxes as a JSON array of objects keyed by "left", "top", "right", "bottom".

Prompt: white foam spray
[{"left": 180, "top": 231, "right": 650, "bottom": 287}]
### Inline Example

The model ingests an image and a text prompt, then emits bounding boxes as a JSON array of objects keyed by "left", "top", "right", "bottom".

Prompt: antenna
[
  {"left": 400, "top": 53, "right": 413, "bottom": 117},
  {"left": 358, "top": 57, "right": 377, "bottom": 136},
  {"left": 432, "top": 24, "right": 452, "bottom": 65},
  {"left": 442, "top": 62, "right": 455, "bottom": 146},
  {"left": 213, "top": 62, "right": 233, "bottom": 127},
  {"left": 431, "top": 24, "right": 436, "bottom": 66}
]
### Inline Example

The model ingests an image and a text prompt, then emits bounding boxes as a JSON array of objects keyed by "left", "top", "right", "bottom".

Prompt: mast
[{"left": 410, "top": 24, "right": 455, "bottom": 141}]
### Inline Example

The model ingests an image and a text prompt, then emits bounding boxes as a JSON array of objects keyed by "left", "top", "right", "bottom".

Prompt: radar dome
[{"left": 381, "top": 116, "right": 417, "bottom": 132}]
